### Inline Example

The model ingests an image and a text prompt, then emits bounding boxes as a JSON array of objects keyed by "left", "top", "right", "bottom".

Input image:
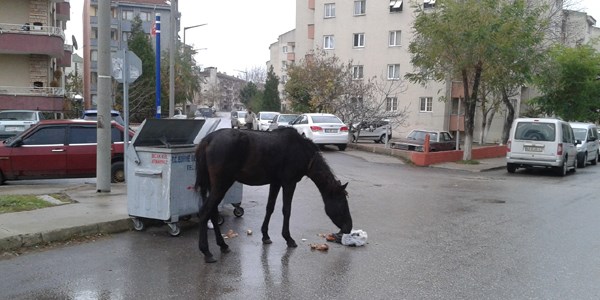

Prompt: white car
[
  {"left": 291, "top": 113, "right": 349, "bottom": 151},
  {"left": 253, "top": 111, "right": 279, "bottom": 131}
]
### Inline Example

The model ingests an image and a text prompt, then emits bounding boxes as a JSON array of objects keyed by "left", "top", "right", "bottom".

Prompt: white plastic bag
[{"left": 341, "top": 229, "right": 368, "bottom": 247}]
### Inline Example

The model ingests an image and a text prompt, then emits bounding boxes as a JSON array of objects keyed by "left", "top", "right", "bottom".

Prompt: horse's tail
[{"left": 194, "top": 138, "right": 211, "bottom": 200}]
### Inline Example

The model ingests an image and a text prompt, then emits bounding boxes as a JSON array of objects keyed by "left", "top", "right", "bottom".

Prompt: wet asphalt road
[{"left": 1, "top": 149, "right": 600, "bottom": 299}]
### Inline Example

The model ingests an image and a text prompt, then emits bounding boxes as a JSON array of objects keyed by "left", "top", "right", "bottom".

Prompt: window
[
  {"left": 352, "top": 65, "right": 364, "bottom": 79},
  {"left": 122, "top": 10, "right": 134, "bottom": 20},
  {"left": 91, "top": 27, "right": 98, "bottom": 39},
  {"left": 282, "top": 46, "right": 288, "bottom": 53},
  {"left": 386, "top": 97, "right": 398, "bottom": 111},
  {"left": 23, "top": 126, "right": 66, "bottom": 145},
  {"left": 111, "top": 29, "right": 118, "bottom": 41},
  {"left": 424, "top": 0, "right": 436, "bottom": 8},
  {"left": 354, "top": 0, "right": 366, "bottom": 16},
  {"left": 122, "top": 31, "right": 130, "bottom": 41},
  {"left": 324, "top": 3, "right": 335, "bottom": 18},
  {"left": 389, "top": 31, "right": 401, "bottom": 47},
  {"left": 89, "top": 6, "right": 97, "bottom": 17},
  {"left": 91, "top": 50, "right": 98, "bottom": 62},
  {"left": 353, "top": 33, "right": 365, "bottom": 48},
  {"left": 387, "top": 64, "right": 400, "bottom": 80},
  {"left": 111, "top": 8, "right": 117, "bottom": 19},
  {"left": 390, "top": 0, "right": 403, "bottom": 12},
  {"left": 324, "top": 35, "right": 335, "bottom": 49},
  {"left": 139, "top": 12, "right": 151, "bottom": 22},
  {"left": 420, "top": 97, "right": 433, "bottom": 112}
]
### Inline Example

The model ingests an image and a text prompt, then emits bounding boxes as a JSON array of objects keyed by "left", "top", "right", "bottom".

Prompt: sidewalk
[{"left": 0, "top": 147, "right": 506, "bottom": 252}]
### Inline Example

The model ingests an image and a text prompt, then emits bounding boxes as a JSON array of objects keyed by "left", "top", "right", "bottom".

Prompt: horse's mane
[{"left": 307, "top": 149, "right": 347, "bottom": 197}]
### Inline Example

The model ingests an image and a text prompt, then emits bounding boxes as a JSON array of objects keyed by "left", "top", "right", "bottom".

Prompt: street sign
[{"left": 111, "top": 50, "right": 142, "bottom": 84}]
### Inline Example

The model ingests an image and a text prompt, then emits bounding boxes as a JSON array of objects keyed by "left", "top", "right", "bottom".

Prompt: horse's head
[{"left": 324, "top": 181, "right": 353, "bottom": 234}]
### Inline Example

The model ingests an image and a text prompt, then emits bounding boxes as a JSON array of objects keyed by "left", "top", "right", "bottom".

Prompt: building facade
[
  {"left": 0, "top": 0, "right": 72, "bottom": 112},
  {"left": 82, "top": 0, "right": 173, "bottom": 110},
  {"left": 196, "top": 67, "right": 247, "bottom": 112},
  {"left": 271, "top": 0, "right": 600, "bottom": 143}
]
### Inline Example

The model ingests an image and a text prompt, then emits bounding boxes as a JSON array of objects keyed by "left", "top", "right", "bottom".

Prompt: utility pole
[
  {"left": 96, "top": 0, "right": 111, "bottom": 192},
  {"left": 169, "top": 0, "right": 178, "bottom": 118}
]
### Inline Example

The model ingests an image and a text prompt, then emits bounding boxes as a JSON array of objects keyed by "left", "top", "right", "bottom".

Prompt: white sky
[{"left": 65, "top": 0, "right": 598, "bottom": 77}]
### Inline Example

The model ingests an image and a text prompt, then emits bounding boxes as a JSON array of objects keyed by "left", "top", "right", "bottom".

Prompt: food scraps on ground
[
  {"left": 246, "top": 229, "right": 253, "bottom": 235},
  {"left": 309, "top": 243, "right": 329, "bottom": 251},
  {"left": 222, "top": 229, "right": 238, "bottom": 239},
  {"left": 320, "top": 232, "right": 342, "bottom": 243}
]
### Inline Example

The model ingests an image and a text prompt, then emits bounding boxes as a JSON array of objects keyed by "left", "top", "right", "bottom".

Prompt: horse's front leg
[
  {"left": 261, "top": 184, "right": 281, "bottom": 244},
  {"left": 281, "top": 183, "right": 297, "bottom": 248}
]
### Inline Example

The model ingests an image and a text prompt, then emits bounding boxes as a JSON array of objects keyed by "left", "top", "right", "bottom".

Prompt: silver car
[
  {"left": 0, "top": 110, "right": 46, "bottom": 140},
  {"left": 268, "top": 114, "right": 299, "bottom": 131},
  {"left": 351, "top": 120, "right": 392, "bottom": 143}
]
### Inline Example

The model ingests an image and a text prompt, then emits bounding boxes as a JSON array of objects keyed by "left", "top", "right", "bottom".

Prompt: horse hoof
[
  {"left": 221, "top": 246, "right": 231, "bottom": 253},
  {"left": 204, "top": 256, "right": 217, "bottom": 263},
  {"left": 287, "top": 241, "right": 298, "bottom": 248},
  {"left": 262, "top": 238, "right": 272, "bottom": 244}
]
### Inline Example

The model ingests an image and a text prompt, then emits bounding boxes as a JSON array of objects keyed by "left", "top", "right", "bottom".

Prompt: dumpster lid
[{"left": 132, "top": 119, "right": 207, "bottom": 148}]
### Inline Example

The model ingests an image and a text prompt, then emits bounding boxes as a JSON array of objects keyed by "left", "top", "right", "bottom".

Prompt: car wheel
[
  {"left": 111, "top": 161, "right": 125, "bottom": 183},
  {"left": 593, "top": 151, "right": 599, "bottom": 165},
  {"left": 337, "top": 144, "right": 347, "bottom": 151},
  {"left": 577, "top": 154, "right": 587, "bottom": 168},
  {"left": 556, "top": 159, "right": 568, "bottom": 176},
  {"left": 506, "top": 163, "right": 517, "bottom": 173},
  {"left": 378, "top": 134, "right": 387, "bottom": 144},
  {"left": 0, "top": 170, "right": 5, "bottom": 185}
]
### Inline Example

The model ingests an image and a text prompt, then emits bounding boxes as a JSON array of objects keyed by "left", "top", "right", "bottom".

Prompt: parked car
[
  {"left": 230, "top": 110, "right": 247, "bottom": 129},
  {"left": 81, "top": 109, "right": 125, "bottom": 126},
  {"left": 194, "top": 107, "right": 215, "bottom": 120},
  {"left": 506, "top": 118, "right": 577, "bottom": 176},
  {"left": 268, "top": 113, "right": 299, "bottom": 131},
  {"left": 0, "top": 119, "right": 133, "bottom": 184},
  {"left": 290, "top": 113, "right": 349, "bottom": 151},
  {"left": 351, "top": 120, "right": 392, "bottom": 143},
  {"left": 253, "top": 111, "right": 279, "bottom": 131},
  {"left": 569, "top": 122, "right": 598, "bottom": 168},
  {"left": 0, "top": 110, "right": 47, "bottom": 140},
  {"left": 391, "top": 129, "right": 457, "bottom": 152}
]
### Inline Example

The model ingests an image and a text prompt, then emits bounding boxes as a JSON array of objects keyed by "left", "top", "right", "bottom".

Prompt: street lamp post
[{"left": 182, "top": 23, "right": 206, "bottom": 114}]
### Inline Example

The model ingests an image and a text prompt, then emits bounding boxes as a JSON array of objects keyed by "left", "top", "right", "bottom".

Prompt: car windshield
[
  {"left": 260, "top": 113, "right": 278, "bottom": 120},
  {"left": 279, "top": 115, "right": 298, "bottom": 122},
  {"left": 573, "top": 128, "right": 587, "bottom": 141},
  {"left": 408, "top": 130, "right": 434, "bottom": 140},
  {"left": 311, "top": 116, "right": 342, "bottom": 124},
  {"left": 237, "top": 112, "right": 247, "bottom": 118},
  {"left": 0, "top": 111, "right": 36, "bottom": 121}
]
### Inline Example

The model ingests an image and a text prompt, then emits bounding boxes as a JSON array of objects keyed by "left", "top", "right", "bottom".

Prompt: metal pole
[
  {"left": 96, "top": 0, "right": 111, "bottom": 192},
  {"left": 155, "top": 13, "right": 161, "bottom": 119},
  {"left": 456, "top": 97, "right": 461, "bottom": 150},
  {"left": 123, "top": 48, "right": 130, "bottom": 181},
  {"left": 169, "top": 0, "right": 177, "bottom": 118}
]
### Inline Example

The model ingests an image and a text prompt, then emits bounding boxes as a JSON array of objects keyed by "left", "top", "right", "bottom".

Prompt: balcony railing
[
  {"left": 0, "top": 23, "right": 65, "bottom": 40},
  {"left": 0, "top": 86, "right": 65, "bottom": 97}
]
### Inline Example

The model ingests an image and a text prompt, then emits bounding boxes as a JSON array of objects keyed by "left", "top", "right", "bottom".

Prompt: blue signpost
[{"left": 155, "top": 13, "right": 161, "bottom": 119}]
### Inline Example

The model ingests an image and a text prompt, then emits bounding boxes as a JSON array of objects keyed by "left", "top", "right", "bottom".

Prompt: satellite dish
[{"left": 72, "top": 35, "right": 78, "bottom": 50}]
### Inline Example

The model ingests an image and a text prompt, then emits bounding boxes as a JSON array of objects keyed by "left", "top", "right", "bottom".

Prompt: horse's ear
[{"left": 342, "top": 182, "right": 348, "bottom": 190}]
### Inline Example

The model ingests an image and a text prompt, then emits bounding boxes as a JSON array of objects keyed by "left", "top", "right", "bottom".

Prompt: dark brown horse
[{"left": 195, "top": 127, "right": 353, "bottom": 263}]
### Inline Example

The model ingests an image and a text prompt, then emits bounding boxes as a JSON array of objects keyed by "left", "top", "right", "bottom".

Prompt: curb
[{"left": 0, "top": 218, "right": 132, "bottom": 252}]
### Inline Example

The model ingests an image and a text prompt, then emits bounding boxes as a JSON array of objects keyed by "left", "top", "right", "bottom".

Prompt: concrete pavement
[{"left": 0, "top": 147, "right": 506, "bottom": 252}]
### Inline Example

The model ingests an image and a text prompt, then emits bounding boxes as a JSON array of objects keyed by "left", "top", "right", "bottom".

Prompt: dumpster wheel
[
  {"left": 232, "top": 203, "right": 244, "bottom": 217},
  {"left": 167, "top": 223, "right": 181, "bottom": 237},
  {"left": 132, "top": 218, "right": 145, "bottom": 231}
]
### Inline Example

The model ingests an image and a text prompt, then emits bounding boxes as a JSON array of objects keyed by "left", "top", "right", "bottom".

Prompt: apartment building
[
  {"left": 0, "top": 0, "right": 72, "bottom": 112},
  {"left": 196, "top": 67, "right": 247, "bottom": 112},
  {"left": 82, "top": 0, "right": 174, "bottom": 110},
  {"left": 270, "top": 0, "right": 599, "bottom": 143}
]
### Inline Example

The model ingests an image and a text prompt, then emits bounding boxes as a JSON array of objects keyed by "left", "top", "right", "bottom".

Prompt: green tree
[
  {"left": 64, "top": 70, "right": 83, "bottom": 118},
  {"left": 239, "top": 82, "right": 258, "bottom": 108},
  {"left": 260, "top": 65, "right": 281, "bottom": 111},
  {"left": 116, "top": 15, "right": 156, "bottom": 123},
  {"left": 160, "top": 46, "right": 202, "bottom": 115},
  {"left": 406, "top": 0, "right": 546, "bottom": 159},
  {"left": 532, "top": 44, "right": 600, "bottom": 122}
]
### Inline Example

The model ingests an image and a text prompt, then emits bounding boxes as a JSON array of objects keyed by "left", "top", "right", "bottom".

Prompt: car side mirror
[{"left": 576, "top": 139, "right": 582, "bottom": 145}]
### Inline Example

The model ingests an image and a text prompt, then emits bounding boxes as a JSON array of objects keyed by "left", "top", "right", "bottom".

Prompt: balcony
[
  {"left": 55, "top": 2, "right": 71, "bottom": 21},
  {"left": 0, "top": 23, "right": 65, "bottom": 58},
  {"left": 56, "top": 44, "right": 73, "bottom": 67},
  {"left": 0, "top": 86, "right": 65, "bottom": 112},
  {"left": 286, "top": 52, "right": 295, "bottom": 62}
]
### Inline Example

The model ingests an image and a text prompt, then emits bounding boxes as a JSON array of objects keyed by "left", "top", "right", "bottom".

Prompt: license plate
[
  {"left": 524, "top": 146, "right": 543, "bottom": 152},
  {"left": 5, "top": 126, "right": 24, "bottom": 132},
  {"left": 324, "top": 129, "right": 337, "bottom": 133}
]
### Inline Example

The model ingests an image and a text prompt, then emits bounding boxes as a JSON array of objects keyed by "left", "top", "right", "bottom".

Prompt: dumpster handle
[{"left": 135, "top": 169, "right": 162, "bottom": 178}]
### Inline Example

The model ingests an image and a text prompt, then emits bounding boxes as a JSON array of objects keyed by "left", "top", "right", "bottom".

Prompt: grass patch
[
  {"left": 457, "top": 160, "right": 480, "bottom": 165},
  {"left": 0, "top": 194, "right": 55, "bottom": 214}
]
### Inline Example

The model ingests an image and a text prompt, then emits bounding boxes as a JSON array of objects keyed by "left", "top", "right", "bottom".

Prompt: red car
[{"left": 0, "top": 119, "right": 133, "bottom": 184}]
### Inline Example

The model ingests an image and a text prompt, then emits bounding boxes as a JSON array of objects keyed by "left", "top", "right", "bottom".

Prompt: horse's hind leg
[
  {"left": 210, "top": 206, "right": 230, "bottom": 253},
  {"left": 261, "top": 184, "right": 281, "bottom": 244},
  {"left": 281, "top": 183, "right": 298, "bottom": 248}
]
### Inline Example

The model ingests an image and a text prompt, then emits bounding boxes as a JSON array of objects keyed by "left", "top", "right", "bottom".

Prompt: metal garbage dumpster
[{"left": 127, "top": 118, "right": 243, "bottom": 236}]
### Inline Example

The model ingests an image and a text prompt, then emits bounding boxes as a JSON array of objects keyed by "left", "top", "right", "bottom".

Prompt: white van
[
  {"left": 569, "top": 122, "right": 599, "bottom": 168},
  {"left": 506, "top": 118, "right": 577, "bottom": 176}
]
